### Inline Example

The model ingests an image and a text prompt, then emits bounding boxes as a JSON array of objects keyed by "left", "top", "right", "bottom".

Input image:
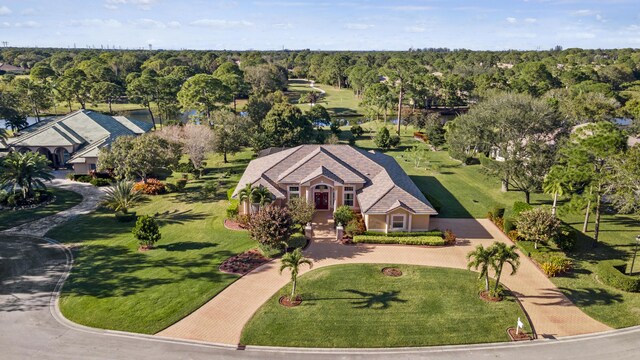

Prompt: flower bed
[
  {"left": 352, "top": 235, "right": 446, "bottom": 246},
  {"left": 219, "top": 249, "right": 270, "bottom": 275}
]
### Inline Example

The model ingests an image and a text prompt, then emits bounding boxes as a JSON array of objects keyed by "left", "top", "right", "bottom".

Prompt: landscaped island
[{"left": 241, "top": 264, "right": 530, "bottom": 347}]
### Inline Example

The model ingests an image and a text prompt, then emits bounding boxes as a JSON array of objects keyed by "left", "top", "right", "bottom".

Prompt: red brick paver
[{"left": 157, "top": 216, "right": 611, "bottom": 345}]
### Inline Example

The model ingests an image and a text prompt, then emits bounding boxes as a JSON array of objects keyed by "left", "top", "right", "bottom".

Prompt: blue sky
[{"left": 0, "top": 0, "right": 639, "bottom": 50}]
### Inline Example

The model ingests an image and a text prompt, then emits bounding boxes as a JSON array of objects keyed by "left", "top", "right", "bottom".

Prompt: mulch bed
[
  {"left": 279, "top": 295, "right": 302, "bottom": 307},
  {"left": 224, "top": 218, "right": 247, "bottom": 231},
  {"left": 507, "top": 327, "right": 532, "bottom": 341},
  {"left": 479, "top": 290, "right": 503, "bottom": 302},
  {"left": 219, "top": 249, "right": 269, "bottom": 275},
  {"left": 382, "top": 267, "right": 403, "bottom": 277},
  {"left": 138, "top": 245, "right": 153, "bottom": 252}
]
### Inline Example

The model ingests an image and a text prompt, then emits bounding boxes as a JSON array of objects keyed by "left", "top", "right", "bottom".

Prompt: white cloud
[
  {"left": 131, "top": 18, "right": 166, "bottom": 28},
  {"left": 506, "top": 17, "right": 517, "bottom": 24},
  {"left": 14, "top": 21, "right": 40, "bottom": 28},
  {"left": 345, "top": 23, "right": 374, "bottom": 30},
  {"left": 167, "top": 21, "right": 181, "bottom": 28},
  {"left": 105, "top": 0, "right": 158, "bottom": 10},
  {"left": 405, "top": 25, "right": 426, "bottom": 33},
  {"left": 384, "top": 5, "right": 432, "bottom": 11},
  {"left": 524, "top": 18, "right": 537, "bottom": 23},
  {"left": 272, "top": 23, "right": 293, "bottom": 29},
  {"left": 190, "top": 19, "right": 254, "bottom": 28},
  {"left": 0, "top": 5, "right": 12, "bottom": 15},
  {"left": 1, "top": 21, "right": 10, "bottom": 28},
  {"left": 68, "top": 18, "right": 123, "bottom": 28},
  {"left": 571, "top": 9, "right": 598, "bottom": 16}
]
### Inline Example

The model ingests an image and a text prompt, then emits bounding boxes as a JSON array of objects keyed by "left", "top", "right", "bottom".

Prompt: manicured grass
[
  {"left": 47, "top": 151, "right": 256, "bottom": 334},
  {"left": 241, "top": 264, "right": 530, "bottom": 347},
  {"left": 288, "top": 79, "right": 363, "bottom": 116},
  {"left": 0, "top": 188, "right": 83, "bottom": 231}
]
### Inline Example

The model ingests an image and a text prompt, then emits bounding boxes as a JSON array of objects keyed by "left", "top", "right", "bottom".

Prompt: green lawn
[
  {"left": 46, "top": 151, "right": 256, "bottom": 334},
  {"left": 288, "top": 79, "right": 363, "bottom": 116},
  {"left": 0, "top": 188, "right": 83, "bottom": 231},
  {"left": 241, "top": 264, "right": 530, "bottom": 347}
]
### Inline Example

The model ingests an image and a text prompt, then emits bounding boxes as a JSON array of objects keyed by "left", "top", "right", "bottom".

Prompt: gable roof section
[{"left": 232, "top": 145, "right": 437, "bottom": 215}]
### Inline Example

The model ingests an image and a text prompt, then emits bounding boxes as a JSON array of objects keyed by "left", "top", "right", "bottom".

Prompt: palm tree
[
  {"left": 0, "top": 151, "right": 54, "bottom": 199},
  {"left": 102, "top": 180, "right": 143, "bottom": 214},
  {"left": 280, "top": 248, "right": 313, "bottom": 301},
  {"left": 490, "top": 242, "right": 520, "bottom": 295},
  {"left": 466, "top": 244, "right": 494, "bottom": 292},
  {"left": 251, "top": 186, "right": 273, "bottom": 207},
  {"left": 238, "top": 183, "right": 254, "bottom": 214},
  {"left": 543, "top": 168, "right": 571, "bottom": 217}
]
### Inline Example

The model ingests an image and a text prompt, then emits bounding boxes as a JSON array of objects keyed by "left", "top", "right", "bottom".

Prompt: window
[
  {"left": 288, "top": 186, "right": 300, "bottom": 200},
  {"left": 391, "top": 215, "right": 405, "bottom": 230},
  {"left": 90, "top": 163, "right": 97, "bottom": 171},
  {"left": 343, "top": 186, "right": 355, "bottom": 207}
]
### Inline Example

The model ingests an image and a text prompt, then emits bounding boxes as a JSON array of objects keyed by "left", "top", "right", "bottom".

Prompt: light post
[{"left": 630, "top": 235, "right": 640, "bottom": 275}]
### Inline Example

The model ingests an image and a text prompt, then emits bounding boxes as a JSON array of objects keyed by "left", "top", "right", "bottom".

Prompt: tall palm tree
[
  {"left": 102, "top": 180, "right": 143, "bottom": 214},
  {"left": 466, "top": 244, "right": 494, "bottom": 292},
  {"left": 251, "top": 186, "right": 273, "bottom": 207},
  {"left": 280, "top": 248, "right": 313, "bottom": 301},
  {"left": 543, "top": 167, "right": 572, "bottom": 217},
  {"left": 0, "top": 151, "right": 54, "bottom": 199},
  {"left": 490, "top": 242, "right": 520, "bottom": 295},
  {"left": 238, "top": 183, "right": 254, "bottom": 214}
]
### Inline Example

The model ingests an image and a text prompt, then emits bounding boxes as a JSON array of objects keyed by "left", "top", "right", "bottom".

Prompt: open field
[
  {"left": 288, "top": 79, "right": 364, "bottom": 116},
  {"left": 241, "top": 264, "right": 530, "bottom": 347}
]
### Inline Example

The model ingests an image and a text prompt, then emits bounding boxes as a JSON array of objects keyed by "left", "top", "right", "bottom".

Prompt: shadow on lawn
[
  {"left": 64, "top": 244, "right": 236, "bottom": 299},
  {"left": 410, "top": 175, "right": 473, "bottom": 218},
  {"left": 556, "top": 287, "right": 624, "bottom": 307},
  {"left": 157, "top": 241, "right": 218, "bottom": 252},
  {"left": 303, "top": 289, "right": 407, "bottom": 310}
]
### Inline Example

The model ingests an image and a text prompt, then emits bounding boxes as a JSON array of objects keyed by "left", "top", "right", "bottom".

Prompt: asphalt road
[{"left": 1, "top": 234, "right": 639, "bottom": 360}]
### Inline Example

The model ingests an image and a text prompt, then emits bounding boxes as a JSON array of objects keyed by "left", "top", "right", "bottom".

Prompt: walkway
[
  {"left": 1, "top": 179, "right": 105, "bottom": 237},
  {"left": 158, "top": 216, "right": 611, "bottom": 345}
]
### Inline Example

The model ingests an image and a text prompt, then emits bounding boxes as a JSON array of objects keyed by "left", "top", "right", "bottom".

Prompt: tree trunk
[
  {"left": 484, "top": 272, "right": 489, "bottom": 292},
  {"left": 396, "top": 86, "right": 403, "bottom": 135},
  {"left": 223, "top": 150, "right": 228, "bottom": 163},
  {"left": 291, "top": 277, "right": 297, "bottom": 299},
  {"left": 67, "top": 100, "right": 72, "bottom": 112},
  {"left": 535, "top": 241, "right": 538, "bottom": 249},
  {"left": 551, "top": 192, "right": 558, "bottom": 217},
  {"left": 108, "top": 100, "right": 113, "bottom": 114},
  {"left": 501, "top": 178, "right": 509, "bottom": 192},
  {"left": 494, "top": 264, "right": 503, "bottom": 294},
  {"left": 147, "top": 105, "right": 157, "bottom": 129},
  {"left": 524, "top": 191, "right": 530, "bottom": 205},
  {"left": 594, "top": 193, "right": 602, "bottom": 244},
  {"left": 583, "top": 199, "right": 591, "bottom": 233},
  {"left": 233, "top": 96, "right": 237, "bottom": 114}
]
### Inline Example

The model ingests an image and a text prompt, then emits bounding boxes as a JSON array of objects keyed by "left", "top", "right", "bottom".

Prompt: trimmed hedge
[
  {"left": 596, "top": 260, "right": 640, "bottom": 292},
  {"left": 352, "top": 235, "right": 446, "bottom": 246},
  {"left": 363, "top": 230, "right": 444, "bottom": 237}
]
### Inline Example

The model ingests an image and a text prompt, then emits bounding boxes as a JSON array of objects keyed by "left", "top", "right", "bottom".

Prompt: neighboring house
[
  {"left": 0, "top": 63, "right": 26, "bottom": 74},
  {"left": 3, "top": 110, "right": 152, "bottom": 173},
  {"left": 232, "top": 145, "right": 439, "bottom": 233}
]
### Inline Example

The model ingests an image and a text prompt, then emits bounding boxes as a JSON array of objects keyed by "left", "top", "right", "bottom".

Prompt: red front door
[{"left": 314, "top": 192, "right": 329, "bottom": 210}]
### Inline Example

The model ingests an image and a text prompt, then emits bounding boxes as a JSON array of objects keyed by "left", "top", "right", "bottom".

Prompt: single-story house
[
  {"left": 2, "top": 110, "right": 152, "bottom": 173},
  {"left": 232, "top": 145, "right": 439, "bottom": 233}
]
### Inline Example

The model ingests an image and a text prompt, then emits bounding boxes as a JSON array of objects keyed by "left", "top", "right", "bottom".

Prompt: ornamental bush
[
  {"left": 132, "top": 215, "right": 161, "bottom": 249},
  {"left": 133, "top": 178, "right": 166, "bottom": 195},
  {"left": 539, "top": 255, "right": 572, "bottom": 277},
  {"left": 352, "top": 235, "right": 446, "bottom": 246},
  {"left": 350, "top": 125, "right": 364, "bottom": 138},
  {"left": 374, "top": 127, "right": 391, "bottom": 149},
  {"left": 287, "top": 197, "right": 315, "bottom": 227},
  {"left": 512, "top": 201, "right": 533, "bottom": 217},
  {"left": 553, "top": 224, "right": 578, "bottom": 252},
  {"left": 248, "top": 205, "right": 295, "bottom": 249},
  {"left": 444, "top": 229, "right": 457, "bottom": 245},
  {"left": 596, "top": 261, "right": 640, "bottom": 292},
  {"left": 345, "top": 216, "right": 366, "bottom": 237},
  {"left": 333, "top": 205, "right": 355, "bottom": 227},
  {"left": 363, "top": 230, "right": 444, "bottom": 237}
]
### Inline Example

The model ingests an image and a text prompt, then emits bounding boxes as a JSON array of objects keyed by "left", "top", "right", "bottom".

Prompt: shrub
[
  {"left": 347, "top": 134, "right": 356, "bottom": 146},
  {"left": 66, "top": 173, "right": 75, "bottom": 180},
  {"left": 352, "top": 235, "right": 446, "bottom": 246},
  {"left": 333, "top": 205, "right": 355, "bottom": 227},
  {"left": 247, "top": 205, "right": 295, "bottom": 248},
  {"left": 491, "top": 206, "right": 505, "bottom": 219},
  {"left": 350, "top": 125, "right": 364, "bottom": 138},
  {"left": 90, "top": 178, "right": 111, "bottom": 187},
  {"left": 133, "top": 179, "right": 166, "bottom": 195},
  {"left": 516, "top": 208, "right": 561, "bottom": 249},
  {"left": 236, "top": 214, "right": 251, "bottom": 228},
  {"left": 227, "top": 187, "right": 235, "bottom": 201},
  {"left": 553, "top": 224, "right": 577, "bottom": 252},
  {"left": 102, "top": 180, "right": 143, "bottom": 214},
  {"left": 175, "top": 161, "right": 197, "bottom": 174},
  {"left": 512, "top": 201, "right": 533, "bottom": 217},
  {"left": 345, "top": 216, "right": 366, "bottom": 237},
  {"left": 132, "top": 215, "right": 161, "bottom": 249},
  {"left": 507, "top": 230, "right": 522, "bottom": 242},
  {"left": 75, "top": 175, "right": 92, "bottom": 183},
  {"left": 200, "top": 181, "right": 218, "bottom": 199},
  {"left": 6, "top": 193, "right": 18, "bottom": 207},
  {"left": 287, "top": 197, "right": 315, "bottom": 227},
  {"left": 493, "top": 216, "right": 504, "bottom": 231},
  {"left": 444, "top": 229, "right": 457, "bottom": 245},
  {"left": 175, "top": 178, "right": 187, "bottom": 192},
  {"left": 362, "top": 230, "right": 444, "bottom": 237},
  {"left": 389, "top": 135, "right": 401, "bottom": 148},
  {"left": 540, "top": 255, "right": 572, "bottom": 277},
  {"left": 226, "top": 200, "right": 239, "bottom": 219},
  {"left": 596, "top": 261, "right": 640, "bottom": 292},
  {"left": 503, "top": 217, "right": 515, "bottom": 233},
  {"left": 374, "top": 127, "right": 391, "bottom": 149},
  {"left": 0, "top": 189, "right": 8, "bottom": 204},
  {"left": 287, "top": 233, "right": 308, "bottom": 250}
]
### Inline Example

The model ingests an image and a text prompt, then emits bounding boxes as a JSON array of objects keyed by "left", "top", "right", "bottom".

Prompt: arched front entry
[
  {"left": 54, "top": 147, "right": 70, "bottom": 168},
  {"left": 313, "top": 184, "right": 333, "bottom": 210},
  {"left": 36, "top": 147, "right": 54, "bottom": 167}
]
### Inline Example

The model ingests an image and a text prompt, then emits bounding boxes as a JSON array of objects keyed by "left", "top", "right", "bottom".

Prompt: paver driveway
[{"left": 158, "top": 215, "right": 611, "bottom": 345}]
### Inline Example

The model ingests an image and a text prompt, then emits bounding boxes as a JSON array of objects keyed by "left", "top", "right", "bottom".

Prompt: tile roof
[
  {"left": 7, "top": 110, "right": 152, "bottom": 164},
  {"left": 233, "top": 145, "right": 437, "bottom": 215}
]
